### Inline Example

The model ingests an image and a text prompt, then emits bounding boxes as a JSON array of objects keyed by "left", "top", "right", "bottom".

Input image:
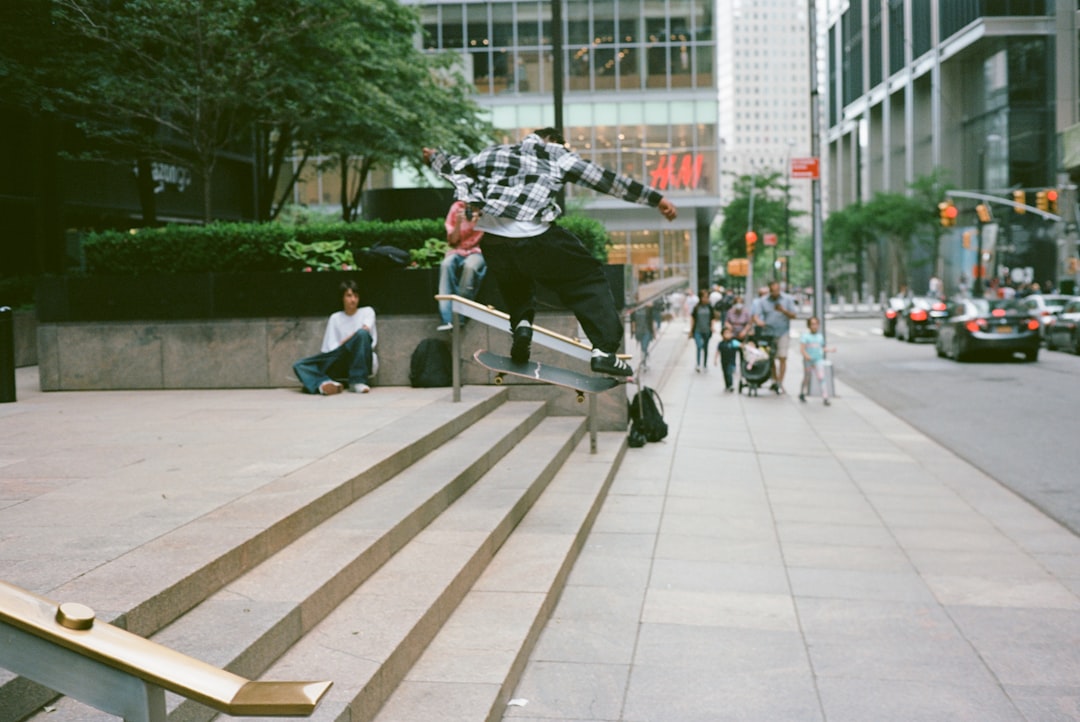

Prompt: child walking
[
  {"left": 714, "top": 325, "right": 741, "bottom": 392},
  {"left": 799, "top": 317, "right": 834, "bottom": 406}
]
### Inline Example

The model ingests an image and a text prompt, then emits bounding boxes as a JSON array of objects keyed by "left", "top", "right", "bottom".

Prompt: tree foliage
[
  {"left": 716, "top": 170, "right": 804, "bottom": 284},
  {"left": 5, "top": 0, "right": 492, "bottom": 224},
  {"left": 823, "top": 169, "right": 951, "bottom": 293}
]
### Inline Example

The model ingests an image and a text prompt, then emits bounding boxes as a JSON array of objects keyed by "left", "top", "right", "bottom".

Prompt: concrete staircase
[{"left": 7, "top": 386, "right": 627, "bottom": 722}]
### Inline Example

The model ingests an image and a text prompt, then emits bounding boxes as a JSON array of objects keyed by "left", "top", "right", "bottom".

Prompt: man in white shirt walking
[{"left": 293, "top": 279, "right": 378, "bottom": 394}]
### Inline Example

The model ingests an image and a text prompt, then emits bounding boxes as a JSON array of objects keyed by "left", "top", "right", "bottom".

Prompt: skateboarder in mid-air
[{"left": 423, "top": 128, "right": 677, "bottom": 377}]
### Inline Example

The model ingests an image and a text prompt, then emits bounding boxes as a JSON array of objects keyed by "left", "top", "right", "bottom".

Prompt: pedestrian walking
[
  {"left": 689, "top": 289, "right": 714, "bottom": 372},
  {"left": 798, "top": 316, "right": 834, "bottom": 406},
  {"left": 715, "top": 325, "right": 741, "bottom": 392},
  {"left": 751, "top": 280, "right": 798, "bottom": 394}
]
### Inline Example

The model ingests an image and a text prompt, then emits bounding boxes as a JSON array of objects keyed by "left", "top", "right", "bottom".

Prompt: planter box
[
  {"left": 35, "top": 314, "right": 629, "bottom": 428},
  {"left": 13, "top": 310, "right": 37, "bottom": 367},
  {"left": 35, "top": 267, "right": 625, "bottom": 323}
]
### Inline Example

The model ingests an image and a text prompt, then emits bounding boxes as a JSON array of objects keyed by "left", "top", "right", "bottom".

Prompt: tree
[
  {"left": 253, "top": 0, "right": 493, "bottom": 222},
  {"left": 823, "top": 201, "right": 875, "bottom": 296},
  {"left": 27, "top": 0, "right": 490, "bottom": 225},
  {"left": 822, "top": 169, "right": 951, "bottom": 296},
  {"left": 716, "top": 170, "right": 803, "bottom": 285}
]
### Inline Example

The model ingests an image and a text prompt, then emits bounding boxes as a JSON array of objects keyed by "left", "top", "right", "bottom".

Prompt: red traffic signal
[
  {"left": 745, "top": 230, "right": 758, "bottom": 254},
  {"left": 1047, "top": 189, "right": 1059, "bottom": 214},
  {"left": 938, "top": 201, "right": 957, "bottom": 227}
]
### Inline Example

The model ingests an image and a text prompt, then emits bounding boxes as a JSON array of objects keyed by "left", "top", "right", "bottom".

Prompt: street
[{"left": 824, "top": 316, "right": 1080, "bottom": 537}]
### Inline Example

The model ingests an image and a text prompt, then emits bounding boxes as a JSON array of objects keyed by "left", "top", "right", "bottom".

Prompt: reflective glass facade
[{"left": 407, "top": 0, "right": 720, "bottom": 292}]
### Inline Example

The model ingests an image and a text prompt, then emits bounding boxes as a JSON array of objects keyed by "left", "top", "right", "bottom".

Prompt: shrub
[
  {"left": 0, "top": 275, "right": 38, "bottom": 310},
  {"left": 557, "top": 215, "right": 611, "bottom": 262},
  {"left": 78, "top": 214, "right": 609, "bottom": 276}
]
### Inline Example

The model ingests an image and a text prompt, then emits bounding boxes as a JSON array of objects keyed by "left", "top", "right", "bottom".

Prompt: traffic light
[
  {"left": 975, "top": 204, "right": 992, "bottom": 223},
  {"left": 938, "top": 200, "right": 957, "bottom": 227},
  {"left": 1047, "top": 189, "right": 1059, "bottom": 214},
  {"left": 1013, "top": 190, "right": 1026, "bottom": 213},
  {"left": 745, "top": 230, "right": 758, "bottom": 255},
  {"left": 1036, "top": 190, "right": 1048, "bottom": 211},
  {"left": 962, "top": 230, "right": 972, "bottom": 249}
]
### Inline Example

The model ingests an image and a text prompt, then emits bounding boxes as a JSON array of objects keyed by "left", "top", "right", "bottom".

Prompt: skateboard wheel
[
  {"left": 494, "top": 373, "right": 504, "bottom": 385},
  {"left": 576, "top": 392, "right": 584, "bottom": 404}
]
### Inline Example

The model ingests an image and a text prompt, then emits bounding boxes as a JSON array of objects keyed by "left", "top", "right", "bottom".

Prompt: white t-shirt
[
  {"left": 475, "top": 214, "right": 547, "bottom": 238},
  {"left": 321, "top": 306, "right": 378, "bottom": 374}
]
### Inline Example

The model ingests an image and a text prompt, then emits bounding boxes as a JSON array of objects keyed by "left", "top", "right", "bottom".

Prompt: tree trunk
[{"left": 135, "top": 155, "right": 158, "bottom": 226}]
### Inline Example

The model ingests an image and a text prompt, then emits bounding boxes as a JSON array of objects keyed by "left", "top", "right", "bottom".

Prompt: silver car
[{"left": 1021, "top": 294, "right": 1077, "bottom": 339}]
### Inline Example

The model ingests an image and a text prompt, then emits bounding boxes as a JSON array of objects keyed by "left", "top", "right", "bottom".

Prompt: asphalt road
[{"left": 824, "top": 315, "right": 1080, "bottom": 537}]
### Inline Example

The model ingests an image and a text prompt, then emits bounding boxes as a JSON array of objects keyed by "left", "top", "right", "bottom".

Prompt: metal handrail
[
  {"left": 621, "top": 276, "right": 689, "bottom": 320},
  {"left": 0, "top": 579, "right": 331, "bottom": 719}
]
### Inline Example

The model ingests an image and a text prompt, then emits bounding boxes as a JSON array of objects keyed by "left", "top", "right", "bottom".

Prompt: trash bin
[
  {"left": 0, "top": 306, "right": 14, "bottom": 403},
  {"left": 807, "top": 359, "right": 834, "bottom": 398}
]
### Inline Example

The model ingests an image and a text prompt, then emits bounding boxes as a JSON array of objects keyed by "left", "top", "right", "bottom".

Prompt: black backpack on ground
[
  {"left": 628, "top": 387, "right": 668, "bottom": 444},
  {"left": 409, "top": 338, "right": 452, "bottom": 388},
  {"left": 360, "top": 243, "right": 411, "bottom": 270}
]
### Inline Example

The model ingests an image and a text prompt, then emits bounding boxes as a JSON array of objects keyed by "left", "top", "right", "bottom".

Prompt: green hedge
[
  {"left": 0, "top": 275, "right": 37, "bottom": 309},
  {"left": 78, "top": 215, "right": 612, "bottom": 276}
]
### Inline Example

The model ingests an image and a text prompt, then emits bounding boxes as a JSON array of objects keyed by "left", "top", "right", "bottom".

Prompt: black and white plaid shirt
[{"left": 428, "top": 133, "right": 665, "bottom": 223}]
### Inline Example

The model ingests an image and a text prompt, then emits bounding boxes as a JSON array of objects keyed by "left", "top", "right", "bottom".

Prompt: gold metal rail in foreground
[{"left": 0, "top": 579, "right": 331, "bottom": 716}]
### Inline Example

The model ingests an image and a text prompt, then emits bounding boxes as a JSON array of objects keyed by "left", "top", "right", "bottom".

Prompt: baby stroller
[{"left": 738, "top": 331, "right": 775, "bottom": 397}]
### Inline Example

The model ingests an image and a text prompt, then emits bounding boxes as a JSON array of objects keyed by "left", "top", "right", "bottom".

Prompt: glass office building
[
  {"left": 401, "top": 0, "right": 722, "bottom": 293},
  {"left": 824, "top": 0, "right": 1071, "bottom": 295}
]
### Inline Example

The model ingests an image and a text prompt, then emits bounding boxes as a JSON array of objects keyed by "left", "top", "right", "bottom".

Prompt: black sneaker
[
  {"left": 591, "top": 351, "right": 633, "bottom": 378},
  {"left": 511, "top": 324, "right": 533, "bottom": 364}
]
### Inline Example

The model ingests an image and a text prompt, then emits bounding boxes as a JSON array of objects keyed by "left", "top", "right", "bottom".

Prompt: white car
[{"left": 1021, "top": 294, "right": 1077, "bottom": 339}]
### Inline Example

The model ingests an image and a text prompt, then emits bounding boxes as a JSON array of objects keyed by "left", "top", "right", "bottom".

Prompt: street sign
[
  {"left": 791, "top": 157, "right": 820, "bottom": 180},
  {"left": 763, "top": 233, "right": 778, "bottom": 247},
  {"left": 778, "top": 249, "right": 796, "bottom": 256}
]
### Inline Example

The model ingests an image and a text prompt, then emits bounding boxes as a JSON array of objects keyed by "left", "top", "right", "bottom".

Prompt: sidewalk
[
  {"left": 507, "top": 321, "right": 1080, "bottom": 721},
  {"left": 3, "top": 322, "right": 1080, "bottom": 722}
]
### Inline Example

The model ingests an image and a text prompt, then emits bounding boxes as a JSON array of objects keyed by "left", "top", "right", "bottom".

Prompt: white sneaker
[
  {"left": 351, "top": 383, "right": 371, "bottom": 393},
  {"left": 319, "top": 380, "right": 343, "bottom": 395},
  {"left": 436, "top": 323, "right": 453, "bottom": 332}
]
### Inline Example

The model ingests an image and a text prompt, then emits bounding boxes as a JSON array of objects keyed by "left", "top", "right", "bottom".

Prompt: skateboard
[{"left": 472, "top": 350, "right": 620, "bottom": 403}]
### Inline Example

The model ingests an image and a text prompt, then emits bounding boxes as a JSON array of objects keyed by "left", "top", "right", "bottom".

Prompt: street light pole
[
  {"left": 784, "top": 139, "right": 794, "bottom": 291},
  {"left": 746, "top": 161, "right": 757, "bottom": 298},
  {"left": 808, "top": 0, "right": 826, "bottom": 336}
]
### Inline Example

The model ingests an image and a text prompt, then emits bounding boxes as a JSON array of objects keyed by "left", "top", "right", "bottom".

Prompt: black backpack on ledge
[{"left": 628, "top": 387, "right": 668, "bottom": 447}]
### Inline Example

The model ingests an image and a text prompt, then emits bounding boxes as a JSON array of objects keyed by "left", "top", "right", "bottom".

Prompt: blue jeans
[
  {"left": 438, "top": 252, "right": 486, "bottom": 324},
  {"left": 292, "top": 330, "right": 374, "bottom": 393},
  {"left": 693, "top": 331, "right": 711, "bottom": 367}
]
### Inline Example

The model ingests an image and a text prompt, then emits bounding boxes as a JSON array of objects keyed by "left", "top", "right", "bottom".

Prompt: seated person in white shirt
[{"left": 293, "top": 279, "right": 378, "bottom": 394}]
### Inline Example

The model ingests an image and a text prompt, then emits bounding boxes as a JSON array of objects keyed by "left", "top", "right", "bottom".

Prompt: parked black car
[
  {"left": 895, "top": 296, "right": 949, "bottom": 342},
  {"left": 1045, "top": 298, "right": 1080, "bottom": 354},
  {"left": 882, "top": 295, "right": 907, "bottom": 338},
  {"left": 935, "top": 298, "right": 1041, "bottom": 362}
]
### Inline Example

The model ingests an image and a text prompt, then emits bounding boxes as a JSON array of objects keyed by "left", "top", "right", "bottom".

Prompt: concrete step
[
  {"left": 374, "top": 431, "right": 626, "bottom": 722},
  {"left": 228, "top": 416, "right": 598, "bottom": 722},
  {"left": 10, "top": 391, "right": 628, "bottom": 722},
  {"left": 159, "top": 400, "right": 551, "bottom": 722},
  {"left": 4, "top": 387, "right": 508, "bottom": 722}
]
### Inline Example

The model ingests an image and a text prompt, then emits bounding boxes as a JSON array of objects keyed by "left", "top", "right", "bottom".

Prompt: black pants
[{"left": 481, "top": 225, "right": 623, "bottom": 353}]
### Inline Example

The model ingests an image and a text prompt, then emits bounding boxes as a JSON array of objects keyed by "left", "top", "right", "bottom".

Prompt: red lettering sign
[
  {"left": 790, "top": 157, "right": 819, "bottom": 180},
  {"left": 649, "top": 154, "right": 704, "bottom": 191}
]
